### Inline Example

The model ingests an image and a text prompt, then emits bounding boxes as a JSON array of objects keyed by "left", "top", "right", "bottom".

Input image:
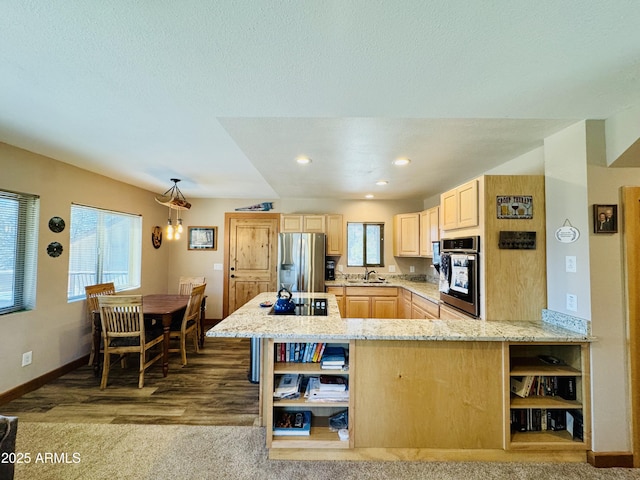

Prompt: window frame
[
  {"left": 346, "top": 222, "right": 385, "bottom": 268},
  {"left": 67, "top": 204, "right": 142, "bottom": 302},
  {"left": 0, "top": 189, "right": 39, "bottom": 315}
]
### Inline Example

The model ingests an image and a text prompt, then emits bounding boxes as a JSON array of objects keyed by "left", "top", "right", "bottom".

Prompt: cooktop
[{"left": 269, "top": 298, "right": 328, "bottom": 316}]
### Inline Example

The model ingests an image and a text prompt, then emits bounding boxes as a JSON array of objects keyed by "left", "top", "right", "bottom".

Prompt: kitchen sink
[{"left": 346, "top": 279, "right": 386, "bottom": 284}]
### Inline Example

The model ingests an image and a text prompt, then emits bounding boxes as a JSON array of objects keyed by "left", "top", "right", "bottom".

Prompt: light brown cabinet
[
  {"left": 281, "top": 214, "right": 325, "bottom": 233},
  {"left": 344, "top": 287, "right": 398, "bottom": 319},
  {"left": 441, "top": 179, "right": 478, "bottom": 231},
  {"left": 393, "top": 212, "right": 420, "bottom": 257},
  {"left": 410, "top": 292, "right": 439, "bottom": 319},
  {"left": 419, "top": 206, "right": 440, "bottom": 257},
  {"left": 280, "top": 213, "right": 343, "bottom": 256},
  {"left": 325, "top": 214, "right": 343, "bottom": 256}
]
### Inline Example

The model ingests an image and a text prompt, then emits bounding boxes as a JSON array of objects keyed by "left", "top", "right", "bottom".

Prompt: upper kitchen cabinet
[
  {"left": 419, "top": 206, "right": 439, "bottom": 257},
  {"left": 281, "top": 214, "right": 325, "bottom": 233},
  {"left": 280, "top": 214, "right": 343, "bottom": 256},
  {"left": 325, "top": 214, "right": 344, "bottom": 256},
  {"left": 441, "top": 179, "right": 478, "bottom": 231},
  {"left": 393, "top": 212, "right": 420, "bottom": 257}
]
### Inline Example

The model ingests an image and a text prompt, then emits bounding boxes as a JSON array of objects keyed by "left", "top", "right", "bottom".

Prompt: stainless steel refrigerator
[
  {"left": 249, "top": 232, "right": 325, "bottom": 383},
  {"left": 277, "top": 232, "right": 326, "bottom": 292}
]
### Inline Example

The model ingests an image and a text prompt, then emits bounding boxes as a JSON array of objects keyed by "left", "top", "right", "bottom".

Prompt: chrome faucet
[{"left": 364, "top": 267, "right": 377, "bottom": 281}]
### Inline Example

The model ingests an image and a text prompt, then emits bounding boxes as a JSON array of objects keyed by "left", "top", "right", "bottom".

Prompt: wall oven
[{"left": 439, "top": 236, "right": 480, "bottom": 318}]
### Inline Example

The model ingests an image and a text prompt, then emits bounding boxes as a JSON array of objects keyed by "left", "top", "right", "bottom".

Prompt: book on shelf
[
  {"left": 273, "top": 410, "right": 312, "bottom": 436},
  {"left": 274, "top": 374, "right": 301, "bottom": 398},
  {"left": 275, "top": 342, "right": 329, "bottom": 363},
  {"left": 305, "top": 376, "right": 349, "bottom": 402},
  {"left": 511, "top": 408, "right": 571, "bottom": 433},
  {"left": 510, "top": 376, "right": 534, "bottom": 398},
  {"left": 320, "top": 346, "right": 346, "bottom": 368},
  {"left": 318, "top": 375, "right": 348, "bottom": 391},
  {"left": 566, "top": 409, "right": 583, "bottom": 440}
]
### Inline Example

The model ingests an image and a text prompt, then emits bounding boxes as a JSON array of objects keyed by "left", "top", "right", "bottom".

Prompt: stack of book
[
  {"left": 320, "top": 346, "right": 346, "bottom": 370},
  {"left": 273, "top": 374, "right": 302, "bottom": 399},
  {"left": 273, "top": 410, "right": 312, "bottom": 436},
  {"left": 305, "top": 376, "right": 349, "bottom": 403}
]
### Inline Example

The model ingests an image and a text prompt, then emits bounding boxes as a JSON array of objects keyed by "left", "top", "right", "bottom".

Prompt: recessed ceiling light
[
  {"left": 376, "top": 180, "right": 389, "bottom": 186},
  {"left": 296, "top": 157, "right": 312, "bottom": 165},
  {"left": 365, "top": 194, "right": 374, "bottom": 199},
  {"left": 392, "top": 158, "right": 411, "bottom": 166}
]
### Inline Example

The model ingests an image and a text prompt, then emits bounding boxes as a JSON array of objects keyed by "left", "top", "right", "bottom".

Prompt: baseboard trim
[
  {"left": 587, "top": 450, "right": 634, "bottom": 468},
  {"left": 0, "top": 355, "right": 89, "bottom": 405}
]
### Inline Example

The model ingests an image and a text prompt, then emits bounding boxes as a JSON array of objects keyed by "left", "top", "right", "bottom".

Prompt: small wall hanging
[{"left": 555, "top": 219, "right": 580, "bottom": 243}]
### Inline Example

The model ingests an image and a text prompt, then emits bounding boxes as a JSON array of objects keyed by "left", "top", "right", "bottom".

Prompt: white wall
[
  {"left": 544, "top": 122, "right": 592, "bottom": 318},
  {"left": 0, "top": 143, "right": 170, "bottom": 395}
]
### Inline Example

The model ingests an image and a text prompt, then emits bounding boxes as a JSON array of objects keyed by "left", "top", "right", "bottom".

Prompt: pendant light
[{"left": 155, "top": 178, "right": 191, "bottom": 240}]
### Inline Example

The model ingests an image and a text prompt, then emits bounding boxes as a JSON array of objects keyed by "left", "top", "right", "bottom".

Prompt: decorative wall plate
[
  {"left": 48, "top": 216, "right": 66, "bottom": 233},
  {"left": 152, "top": 226, "right": 162, "bottom": 249},
  {"left": 47, "top": 241, "right": 63, "bottom": 257}
]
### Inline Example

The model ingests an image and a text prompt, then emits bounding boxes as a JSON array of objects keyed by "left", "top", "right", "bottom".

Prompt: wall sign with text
[{"left": 496, "top": 195, "right": 533, "bottom": 219}]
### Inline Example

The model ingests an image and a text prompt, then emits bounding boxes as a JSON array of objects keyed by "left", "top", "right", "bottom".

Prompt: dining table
[{"left": 92, "top": 294, "right": 190, "bottom": 377}]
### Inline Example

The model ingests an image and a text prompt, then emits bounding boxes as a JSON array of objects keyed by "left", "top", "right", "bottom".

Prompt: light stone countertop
[
  {"left": 206, "top": 292, "right": 592, "bottom": 343},
  {"left": 325, "top": 277, "right": 440, "bottom": 303}
]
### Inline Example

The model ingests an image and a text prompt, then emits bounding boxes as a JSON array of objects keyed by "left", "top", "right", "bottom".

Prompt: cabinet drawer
[
  {"left": 345, "top": 287, "right": 398, "bottom": 296},
  {"left": 411, "top": 293, "right": 439, "bottom": 317},
  {"left": 326, "top": 286, "right": 345, "bottom": 295}
]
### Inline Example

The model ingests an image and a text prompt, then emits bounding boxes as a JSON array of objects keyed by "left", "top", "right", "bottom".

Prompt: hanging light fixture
[{"left": 155, "top": 178, "right": 191, "bottom": 240}]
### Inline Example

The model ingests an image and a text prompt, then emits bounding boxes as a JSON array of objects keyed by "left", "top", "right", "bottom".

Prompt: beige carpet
[{"left": 11, "top": 422, "right": 640, "bottom": 480}]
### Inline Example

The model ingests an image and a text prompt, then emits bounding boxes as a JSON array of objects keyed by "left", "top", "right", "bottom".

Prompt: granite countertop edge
[{"left": 206, "top": 292, "right": 593, "bottom": 343}]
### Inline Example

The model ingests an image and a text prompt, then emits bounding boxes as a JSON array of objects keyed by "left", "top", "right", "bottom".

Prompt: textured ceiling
[{"left": 1, "top": 1, "right": 639, "bottom": 200}]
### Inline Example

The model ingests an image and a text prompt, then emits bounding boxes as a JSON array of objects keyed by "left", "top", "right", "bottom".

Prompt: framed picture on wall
[
  {"left": 593, "top": 204, "right": 617, "bottom": 234},
  {"left": 188, "top": 226, "right": 217, "bottom": 250}
]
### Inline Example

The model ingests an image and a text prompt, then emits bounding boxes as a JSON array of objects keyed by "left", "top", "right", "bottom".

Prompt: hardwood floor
[{"left": 0, "top": 337, "right": 260, "bottom": 426}]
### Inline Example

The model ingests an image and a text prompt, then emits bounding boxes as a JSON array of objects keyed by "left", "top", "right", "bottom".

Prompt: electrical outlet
[
  {"left": 409, "top": 266, "right": 415, "bottom": 273},
  {"left": 565, "top": 256, "right": 577, "bottom": 273},
  {"left": 388, "top": 265, "right": 395, "bottom": 273},
  {"left": 22, "top": 351, "right": 32, "bottom": 367},
  {"left": 338, "top": 264, "right": 344, "bottom": 272},
  {"left": 566, "top": 294, "right": 578, "bottom": 312}
]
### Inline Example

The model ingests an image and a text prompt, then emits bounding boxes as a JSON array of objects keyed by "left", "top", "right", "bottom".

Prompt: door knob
[{"left": 230, "top": 274, "right": 235, "bottom": 278}]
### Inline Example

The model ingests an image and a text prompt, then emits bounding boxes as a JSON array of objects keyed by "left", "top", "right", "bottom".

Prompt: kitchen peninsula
[{"left": 207, "top": 291, "right": 593, "bottom": 463}]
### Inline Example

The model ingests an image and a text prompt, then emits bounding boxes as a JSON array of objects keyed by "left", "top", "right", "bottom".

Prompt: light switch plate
[
  {"left": 566, "top": 294, "right": 578, "bottom": 312},
  {"left": 565, "top": 256, "right": 577, "bottom": 273}
]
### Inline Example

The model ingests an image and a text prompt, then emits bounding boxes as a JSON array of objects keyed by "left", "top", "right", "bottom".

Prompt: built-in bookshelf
[
  {"left": 265, "top": 339, "right": 354, "bottom": 449},
  {"left": 505, "top": 343, "right": 590, "bottom": 450}
]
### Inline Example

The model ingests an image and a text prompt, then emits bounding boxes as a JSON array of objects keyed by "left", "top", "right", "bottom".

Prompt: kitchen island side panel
[{"left": 354, "top": 340, "right": 504, "bottom": 449}]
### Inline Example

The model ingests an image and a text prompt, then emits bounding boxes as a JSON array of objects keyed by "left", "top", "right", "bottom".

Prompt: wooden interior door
[
  {"left": 224, "top": 213, "right": 280, "bottom": 316},
  {"left": 622, "top": 187, "right": 640, "bottom": 466}
]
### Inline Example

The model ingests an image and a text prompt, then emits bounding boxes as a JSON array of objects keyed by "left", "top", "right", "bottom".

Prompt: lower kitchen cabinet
[
  {"left": 411, "top": 292, "right": 439, "bottom": 319},
  {"left": 344, "top": 287, "right": 398, "bottom": 319},
  {"left": 326, "top": 286, "right": 345, "bottom": 317}
]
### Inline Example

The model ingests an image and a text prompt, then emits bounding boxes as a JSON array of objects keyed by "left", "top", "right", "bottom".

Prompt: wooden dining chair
[
  {"left": 178, "top": 276, "right": 206, "bottom": 295},
  {"left": 85, "top": 282, "right": 116, "bottom": 366},
  {"left": 169, "top": 283, "right": 206, "bottom": 365},
  {"left": 98, "top": 295, "right": 164, "bottom": 389}
]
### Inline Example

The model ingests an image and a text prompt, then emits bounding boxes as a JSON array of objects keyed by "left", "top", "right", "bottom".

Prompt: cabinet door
[
  {"left": 303, "top": 215, "right": 326, "bottom": 232},
  {"left": 345, "top": 296, "right": 371, "bottom": 318},
  {"left": 441, "top": 190, "right": 458, "bottom": 230},
  {"left": 393, "top": 213, "right": 420, "bottom": 257},
  {"left": 281, "top": 215, "right": 303, "bottom": 232},
  {"left": 457, "top": 180, "right": 478, "bottom": 228},
  {"left": 325, "top": 214, "right": 343, "bottom": 256},
  {"left": 372, "top": 297, "right": 397, "bottom": 319},
  {"left": 419, "top": 206, "right": 440, "bottom": 257}
]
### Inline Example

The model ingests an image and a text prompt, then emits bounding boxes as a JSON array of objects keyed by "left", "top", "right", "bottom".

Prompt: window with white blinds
[
  {"left": 68, "top": 204, "right": 142, "bottom": 301},
  {"left": 0, "top": 190, "right": 39, "bottom": 315}
]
